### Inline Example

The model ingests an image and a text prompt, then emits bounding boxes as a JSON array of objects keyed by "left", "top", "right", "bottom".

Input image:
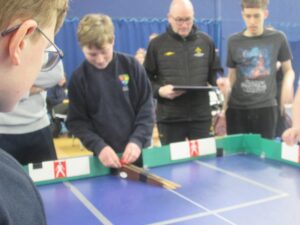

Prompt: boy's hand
[
  {"left": 98, "top": 146, "right": 121, "bottom": 168},
  {"left": 282, "top": 127, "right": 300, "bottom": 146},
  {"left": 121, "top": 142, "right": 141, "bottom": 165}
]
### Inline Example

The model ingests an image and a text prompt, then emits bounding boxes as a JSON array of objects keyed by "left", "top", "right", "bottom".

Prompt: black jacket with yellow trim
[{"left": 144, "top": 25, "right": 222, "bottom": 123}]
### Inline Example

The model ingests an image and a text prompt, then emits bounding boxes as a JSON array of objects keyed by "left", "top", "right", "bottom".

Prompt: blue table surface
[{"left": 38, "top": 153, "right": 300, "bottom": 225}]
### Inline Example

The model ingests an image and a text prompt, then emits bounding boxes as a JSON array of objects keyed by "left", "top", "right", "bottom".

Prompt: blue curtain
[
  {"left": 277, "top": 24, "right": 300, "bottom": 90},
  {"left": 55, "top": 18, "right": 84, "bottom": 82},
  {"left": 290, "top": 41, "right": 300, "bottom": 91},
  {"left": 113, "top": 18, "right": 222, "bottom": 55},
  {"left": 55, "top": 18, "right": 222, "bottom": 82}
]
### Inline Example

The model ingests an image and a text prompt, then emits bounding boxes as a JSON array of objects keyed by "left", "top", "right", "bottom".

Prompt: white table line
[
  {"left": 195, "top": 160, "right": 288, "bottom": 195},
  {"left": 64, "top": 182, "right": 113, "bottom": 225},
  {"left": 148, "top": 192, "right": 288, "bottom": 225}
]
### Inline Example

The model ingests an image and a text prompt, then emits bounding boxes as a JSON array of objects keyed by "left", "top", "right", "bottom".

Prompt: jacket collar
[{"left": 167, "top": 24, "right": 199, "bottom": 41}]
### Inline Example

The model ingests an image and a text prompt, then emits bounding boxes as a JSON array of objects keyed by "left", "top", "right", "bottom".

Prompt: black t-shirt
[{"left": 227, "top": 29, "right": 292, "bottom": 109}]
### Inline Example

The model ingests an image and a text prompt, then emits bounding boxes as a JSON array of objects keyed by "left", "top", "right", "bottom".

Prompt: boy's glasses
[{"left": 1, "top": 24, "right": 63, "bottom": 72}]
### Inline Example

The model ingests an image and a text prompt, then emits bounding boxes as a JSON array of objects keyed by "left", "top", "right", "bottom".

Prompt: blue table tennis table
[{"left": 36, "top": 135, "right": 300, "bottom": 225}]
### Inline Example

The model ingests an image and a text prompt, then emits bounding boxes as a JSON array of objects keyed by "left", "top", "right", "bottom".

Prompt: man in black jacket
[{"left": 144, "top": 0, "right": 222, "bottom": 145}]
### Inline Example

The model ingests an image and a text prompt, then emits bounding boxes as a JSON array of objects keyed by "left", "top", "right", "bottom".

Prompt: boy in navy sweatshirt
[{"left": 67, "top": 14, "right": 155, "bottom": 168}]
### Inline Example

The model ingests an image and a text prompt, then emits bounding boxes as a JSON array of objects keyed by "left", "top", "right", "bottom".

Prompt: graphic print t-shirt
[{"left": 227, "top": 29, "right": 292, "bottom": 109}]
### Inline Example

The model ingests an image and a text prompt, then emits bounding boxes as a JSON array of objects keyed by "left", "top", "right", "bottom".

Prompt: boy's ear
[{"left": 8, "top": 20, "right": 38, "bottom": 65}]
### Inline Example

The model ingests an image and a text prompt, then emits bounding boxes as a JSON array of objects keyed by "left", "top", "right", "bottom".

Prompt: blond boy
[
  {"left": 67, "top": 14, "right": 154, "bottom": 168},
  {"left": 0, "top": 1, "right": 68, "bottom": 224}
]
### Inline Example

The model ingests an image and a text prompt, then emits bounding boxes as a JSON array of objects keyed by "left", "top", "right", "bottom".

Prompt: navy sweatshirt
[
  {"left": 67, "top": 52, "right": 154, "bottom": 155},
  {"left": 0, "top": 149, "right": 46, "bottom": 225}
]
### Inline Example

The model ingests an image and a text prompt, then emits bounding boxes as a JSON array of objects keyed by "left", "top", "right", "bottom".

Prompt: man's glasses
[
  {"left": 171, "top": 16, "right": 193, "bottom": 26},
  {"left": 1, "top": 24, "right": 63, "bottom": 72}
]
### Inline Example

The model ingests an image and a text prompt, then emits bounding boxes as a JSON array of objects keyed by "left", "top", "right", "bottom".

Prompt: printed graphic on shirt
[
  {"left": 194, "top": 47, "right": 204, "bottom": 57},
  {"left": 119, "top": 74, "right": 130, "bottom": 91},
  {"left": 164, "top": 51, "right": 175, "bottom": 56},
  {"left": 239, "top": 46, "right": 271, "bottom": 94}
]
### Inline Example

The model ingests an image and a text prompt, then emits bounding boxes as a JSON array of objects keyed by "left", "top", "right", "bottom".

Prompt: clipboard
[{"left": 172, "top": 85, "right": 217, "bottom": 91}]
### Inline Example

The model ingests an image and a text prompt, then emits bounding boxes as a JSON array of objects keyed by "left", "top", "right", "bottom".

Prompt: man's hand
[
  {"left": 30, "top": 85, "right": 44, "bottom": 95},
  {"left": 158, "top": 84, "right": 185, "bottom": 100},
  {"left": 98, "top": 146, "right": 121, "bottom": 168},
  {"left": 214, "top": 111, "right": 227, "bottom": 136},
  {"left": 121, "top": 142, "right": 141, "bottom": 165},
  {"left": 216, "top": 77, "right": 230, "bottom": 96},
  {"left": 282, "top": 127, "right": 300, "bottom": 146}
]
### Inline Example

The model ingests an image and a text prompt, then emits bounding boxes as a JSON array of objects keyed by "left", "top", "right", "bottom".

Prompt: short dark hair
[{"left": 241, "top": 0, "right": 269, "bottom": 10}]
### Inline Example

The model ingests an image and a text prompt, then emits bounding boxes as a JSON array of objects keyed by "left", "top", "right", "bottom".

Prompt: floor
[
  {"left": 54, "top": 137, "right": 92, "bottom": 158},
  {"left": 54, "top": 125, "right": 161, "bottom": 159}
]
